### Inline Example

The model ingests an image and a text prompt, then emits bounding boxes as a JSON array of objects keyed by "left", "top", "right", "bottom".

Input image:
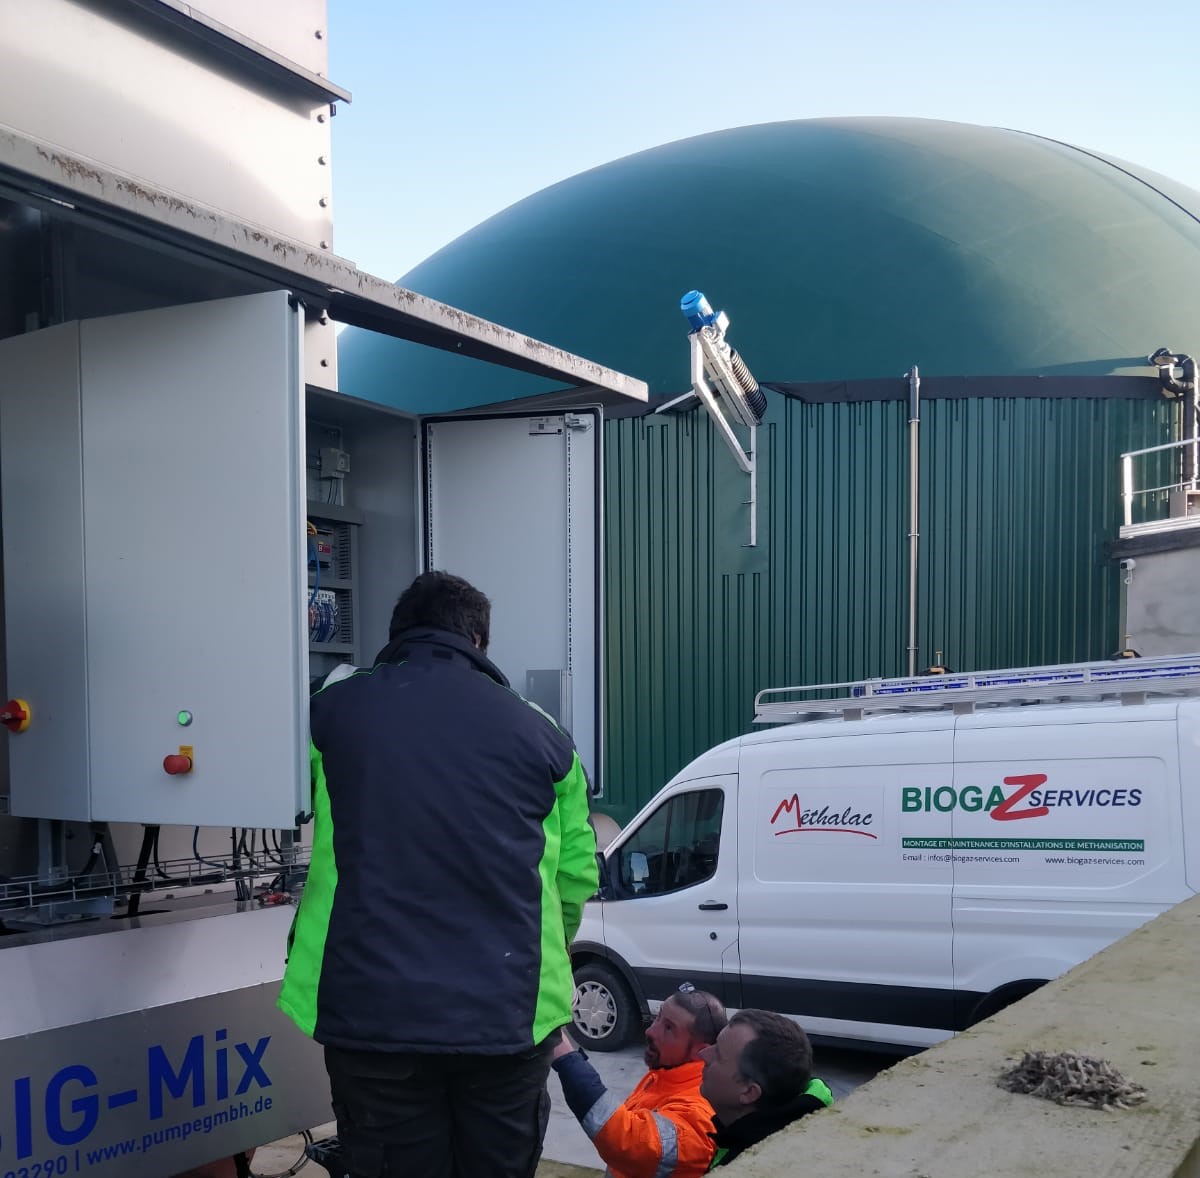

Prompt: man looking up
[
  {"left": 698, "top": 1009, "right": 833, "bottom": 1168},
  {"left": 279, "top": 571, "right": 598, "bottom": 1178},
  {"left": 552, "top": 984, "right": 726, "bottom": 1177}
]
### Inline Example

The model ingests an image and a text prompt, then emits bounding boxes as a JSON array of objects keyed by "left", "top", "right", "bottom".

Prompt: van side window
[{"left": 616, "top": 789, "right": 723, "bottom": 897}]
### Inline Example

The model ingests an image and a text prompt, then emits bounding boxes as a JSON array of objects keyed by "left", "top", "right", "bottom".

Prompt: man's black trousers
[{"left": 323, "top": 1040, "right": 553, "bottom": 1178}]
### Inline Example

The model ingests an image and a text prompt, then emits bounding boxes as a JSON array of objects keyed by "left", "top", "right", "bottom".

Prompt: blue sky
[{"left": 328, "top": 0, "right": 1200, "bottom": 283}]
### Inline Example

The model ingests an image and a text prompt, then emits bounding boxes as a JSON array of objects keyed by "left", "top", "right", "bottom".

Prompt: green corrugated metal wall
[{"left": 601, "top": 393, "right": 1175, "bottom": 822}]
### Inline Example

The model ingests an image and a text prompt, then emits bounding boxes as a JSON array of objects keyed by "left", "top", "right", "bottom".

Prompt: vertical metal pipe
[
  {"left": 1122, "top": 454, "right": 1134, "bottom": 527},
  {"left": 907, "top": 366, "right": 920, "bottom": 677},
  {"left": 746, "top": 424, "right": 757, "bottom": 548},
  {"left": 1189, "top": 358, "right": 1199, "bottom": 492}
]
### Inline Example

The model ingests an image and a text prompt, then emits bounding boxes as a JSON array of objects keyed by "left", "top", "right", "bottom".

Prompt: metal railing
[
  {"left": 1121, "top": 437, "right": 1198, "bottom": 528},
  {"left": 753, "top": 652, "right": 1200, "bottom": 724}
]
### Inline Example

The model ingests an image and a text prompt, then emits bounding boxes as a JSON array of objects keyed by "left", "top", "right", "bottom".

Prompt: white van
[{"left": 570, "top": 655, "right": 1200, "bottom": 1051}]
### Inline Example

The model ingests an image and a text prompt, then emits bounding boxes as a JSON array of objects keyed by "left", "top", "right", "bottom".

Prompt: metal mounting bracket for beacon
[{"left": 677, "top": 291, "right": 767, "bottom": 546}]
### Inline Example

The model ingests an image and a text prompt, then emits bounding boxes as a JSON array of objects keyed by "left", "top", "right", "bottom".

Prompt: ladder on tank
[{"left": 753, "top": 652, "right": 1200, "bottom": 725}]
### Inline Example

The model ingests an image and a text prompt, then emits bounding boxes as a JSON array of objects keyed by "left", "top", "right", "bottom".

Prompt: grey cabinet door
[
  {"left": 423, "top": 409, "right": 602, "bottom": 791},
  {"left": 0, "top": 291, "right": 307, "bottom": 827}
]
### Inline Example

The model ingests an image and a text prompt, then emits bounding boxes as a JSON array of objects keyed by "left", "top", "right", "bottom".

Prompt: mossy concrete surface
[{"left": 734, "top": 894, "right": 1200, "bottom": 1177}]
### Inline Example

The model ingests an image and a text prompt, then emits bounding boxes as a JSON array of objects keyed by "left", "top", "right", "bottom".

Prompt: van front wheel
[
  {"left": 967, "top": 980, "right": 1048, "bottom": 1026},
  {"left": 571, "top": 962, "right": 639, "bottom": 1052}
]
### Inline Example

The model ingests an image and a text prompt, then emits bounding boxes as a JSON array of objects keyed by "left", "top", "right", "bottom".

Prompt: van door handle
[{"left": 697, "top": 901, "right": 728, "bottom": 911}]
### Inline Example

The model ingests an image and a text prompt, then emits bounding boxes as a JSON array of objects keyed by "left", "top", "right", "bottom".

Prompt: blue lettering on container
[{"left": 1, "top": 1029, "right": 274, "bottom": 1160}]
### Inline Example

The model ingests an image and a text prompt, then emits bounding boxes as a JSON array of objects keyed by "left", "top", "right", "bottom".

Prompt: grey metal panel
[
  {"left": 0, "top": 322, "right": 93, "bottom": 820},
  {"left": 190, "top": 0, "right": 332, "bottom": 78},
  {"left": 0, "top": 988, "right": 329, "bottom": 1177},
  {"left": 527, "top": 670, "right": 570, "bottom": 729},
  {"left": 79, "top": 291, "right": 306, "bottom": 827},
  {"left": 0, "top": 121, "right": 648, "bottom": 401},
  {"left": 122, "top": 0, "right": 349, "bottom": 101},
  {"left": 424, "top": 412, "right": 601, "bottom": 782},
  {"left": 566, "top": 411, "right": 599, "bottom": 783},
  {"left": 0, "top": 906, "right": 328, "bottom": 1176},
  {"left": 1, "top": 902, "right": 293, "bottom": 1033},
  {"left": 0, "top": 0, "right": 334, "bottom": 249},
  {"left": 304, "top": 314, "right": 338, "bottom": 390}
]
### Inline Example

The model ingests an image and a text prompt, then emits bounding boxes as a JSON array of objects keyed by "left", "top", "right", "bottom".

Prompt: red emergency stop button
[
  {"left": 0, "top": 699, "right": 31, "bottom": 733},
  {"left": 163, "top": 753, "right": 193, "bottom": 775}
]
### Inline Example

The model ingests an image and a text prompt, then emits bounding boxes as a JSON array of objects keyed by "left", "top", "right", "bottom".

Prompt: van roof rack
[{"left": 753, "top": 653, "right": 1200, "bottom": 724}]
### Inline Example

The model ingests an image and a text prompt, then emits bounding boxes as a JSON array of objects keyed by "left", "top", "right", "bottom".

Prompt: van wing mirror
[{"left": 594, "top": 850, "right": 612, "bottom": 900}]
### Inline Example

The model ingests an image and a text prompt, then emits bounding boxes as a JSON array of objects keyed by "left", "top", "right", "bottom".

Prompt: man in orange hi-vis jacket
[{"left": 551, "top": 985, "right": 726, "bottom": 1178}]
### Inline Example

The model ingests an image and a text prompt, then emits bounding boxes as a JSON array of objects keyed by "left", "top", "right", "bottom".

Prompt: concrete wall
[{"left": 736, "top": 895, "right": 1200, "bottom": 1176}]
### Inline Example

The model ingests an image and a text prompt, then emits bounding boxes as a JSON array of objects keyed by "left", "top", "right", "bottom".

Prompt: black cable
[
  {"left": 192, "top": 827, "right": 235, "bottom": 877},
  {"left": 125, "top": 826, "right": 156, "bottom": 918},
  {"left": 62, "top": 826, "right": 106, "bottom": 892},
  {"left": 243, "top": 834, "right": 274, "bottom": 882},
  {"left": 261, "top": 829, "right": 283, "bottom": 865},
  {"left": 152, "top": 827, "right": 187, "bottom": 883},
  {"left": 234, "top": 827, "right": 270, "bottom": 877},
  {"left": 232, "top": 828, "right": 247, "bottom": 902},
  {"left": 75, "top": 828, "right": 102, "bottom": 879},
  {"left": 249, "top": 1129, "right": 314, "bottom": 1178},
  {"left": 187, "top": 828, "right": 286, "bottom": 900},
  {"left": 232, "top": 828, "right": 268, "bottom": 901},
  {"left": 4, "top": 825, "right": 111, "bottom": 909}
]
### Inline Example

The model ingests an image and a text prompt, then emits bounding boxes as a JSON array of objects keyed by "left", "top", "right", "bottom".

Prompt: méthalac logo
[{"left": 770, "top": 796, "right": 878, "bottom": 839}]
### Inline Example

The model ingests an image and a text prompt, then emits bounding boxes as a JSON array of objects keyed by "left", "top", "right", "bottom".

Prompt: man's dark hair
[
  {"left": 388, "top": 571, "right": 491, "bottom": 649},
  {"left": 728, "top": 1010, "right": 813, "bottom": 1109},
  {"left": 671, "top": 987, "right": 727, "bottom": 1046}
]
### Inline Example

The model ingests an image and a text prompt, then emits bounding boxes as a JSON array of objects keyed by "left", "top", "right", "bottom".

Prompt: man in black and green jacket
[
  {"left": 698, "top": 1009, "right": 833, "bottom": 1169},
  {"left": 279, "top": 571, "right": 598, "bottom": 1178}
]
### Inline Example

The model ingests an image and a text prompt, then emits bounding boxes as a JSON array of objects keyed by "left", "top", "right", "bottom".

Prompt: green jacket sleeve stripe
[
  {"left": 277, "top": 740, "right": 339, "bottom": 1037},
  {"left": 533, "top": 750, "right": 598, "bottom": 1043}
]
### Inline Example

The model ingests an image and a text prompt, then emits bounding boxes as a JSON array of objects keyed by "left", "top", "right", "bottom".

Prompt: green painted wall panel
[{"left": 601, "top": 394, "right": 1175, "bottom": 822}]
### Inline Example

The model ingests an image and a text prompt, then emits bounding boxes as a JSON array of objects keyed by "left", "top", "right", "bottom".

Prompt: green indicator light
[{"left": 177, "top": 710, "right": 193, "bottom": 727}]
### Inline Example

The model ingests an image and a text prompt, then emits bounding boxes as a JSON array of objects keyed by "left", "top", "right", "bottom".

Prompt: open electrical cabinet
[
  {"left": 0, "top": 291, "right": 610, "bottom": 831},
  {"left": 0, "top": 178, "right": 643, "bottom": 1178},
  {"left": 306, "top": 391, "right": 604, "bottom": 796}
]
